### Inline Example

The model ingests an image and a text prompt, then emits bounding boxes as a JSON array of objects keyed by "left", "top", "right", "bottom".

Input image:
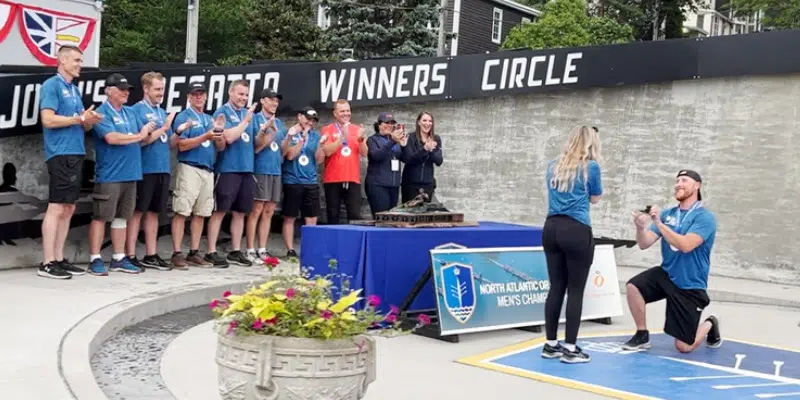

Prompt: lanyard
[
  {"left": 188, "top": 107, "right": 207, "bottom": 130},
  {"left": 379, "top": 134, "right": 399, "bottom": 155},
  {"left": 105, "top": 102, "right": 129, "bottom": 130},
  {"left": 674, "top": 201, "right": 702, "bottom": 228},
  {"left": 299, "top": 133, "right": 311, "bottom": 154},
  {"left": 57, "top": 74, "right": 80, "bottom": 112},
  {"left": 225, "top": 103, "right": 244, "bottom": 121},
  {"left": 334, "top": 123, "right": 348, "bottom": 146},
  {"left": 140, "top": 99, "right": 163, "bottom": 125}
]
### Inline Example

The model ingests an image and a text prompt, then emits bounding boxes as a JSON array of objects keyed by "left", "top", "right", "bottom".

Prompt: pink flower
[
  {"left": 385, "top": 314, "right": 397, "bottom": 323},
  {"left": 321, "top": 310, "right": 333, "bottom": 320},
  {"left": 367, "top": 295, "right": 380, "bottom": 307},
  {"left": 251, "top": 319, "right": 263, "bottom": 330},
  {"left": 389, "top": 305, "right": 399, "bottom": 315},
  {"left": 417, "top": 314, "right": 431, "bottom": 326},
  {"left": 286, "top": 288, "right": 296, "bottom": 299},
  {"left": 209, "top": 299, "right": 220, "bottom": 309},
  {"left": 227, "top": 320, "right": 239, "bottom": 334},
  {"left": 223, "top": 290, "right": 232, "bottom": 298}
]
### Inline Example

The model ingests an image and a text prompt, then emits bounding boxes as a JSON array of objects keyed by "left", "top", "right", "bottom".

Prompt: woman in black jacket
[
  {"left": 401, "top": 111, "right": 442, "bottom": 202},
  {"left": 365, "top": 112, "right": 407, "bottom": 217}
]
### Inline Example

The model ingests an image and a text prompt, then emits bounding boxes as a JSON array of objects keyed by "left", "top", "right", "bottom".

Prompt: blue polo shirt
[
  {"left": 213, "top": 103, "right": 255, "bottom": 174},
  {"left": 39, "top": 74, "right": 85, "bottom": 160},
  {"left": 545, "top": 159, "right": 602, "bottom": 226},
  {"left": 174, "top": 108, "right": 216, "bottom": 171},
  {"left": 92, "top": 102, "right": 143, "bottom": 183},
  {"left": 253, "top": 113, "right": 286, "bottom": 176},
  {"left": 131, "top": 100, "right": 173, "bottom": 175},
  {"left": 282, "top": 131, "right": 321, "bottom": 185},
  {"left": 650, "top": 202, "right": 717, "bottom": 290}
]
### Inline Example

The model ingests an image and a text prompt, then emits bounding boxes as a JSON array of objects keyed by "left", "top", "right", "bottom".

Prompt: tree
[
  {"left": 322, "top": 0, "right": 439, "bottom": 59},
  {"left": 245, "top": 0, "right": 329, "bottom": 61},
  {"left": 502, "top": 0, "right": 634, "bottom": 50},
  {"left": 590, "top": 0, "right": 701, "bottom": 41},
  {"left": 727, "top": 0, "right": 799, "bottom": 30}
]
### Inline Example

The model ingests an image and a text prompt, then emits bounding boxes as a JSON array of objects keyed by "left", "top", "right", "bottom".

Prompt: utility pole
[
  {"left": 185, "top": 0, "right": 199, "bottom": 63},
  {"left": 436, "top": 0, "right": 447, "bottom": 56}
]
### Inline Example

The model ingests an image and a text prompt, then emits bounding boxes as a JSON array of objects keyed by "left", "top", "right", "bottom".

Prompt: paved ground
[{"left": 0, "top": 233, "right": 798, "bottom": 400}]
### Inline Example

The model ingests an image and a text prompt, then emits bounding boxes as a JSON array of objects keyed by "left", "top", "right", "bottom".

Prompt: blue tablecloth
[{"left": 299, "top": 221, "right": 543, "bottom": 313}]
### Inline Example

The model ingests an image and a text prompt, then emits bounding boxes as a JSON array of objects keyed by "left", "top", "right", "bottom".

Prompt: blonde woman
[{"left": 541, "top": 125, "right": 603, "bottom": 364}]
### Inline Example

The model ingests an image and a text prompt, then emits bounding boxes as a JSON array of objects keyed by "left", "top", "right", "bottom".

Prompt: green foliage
[
  {"left": 322, "top": 0, "right": 439, "bottom": 59},
  {"left": 502, "top": 0, "right": 633, "bottom": 50},
  {"left": 246, "top": 0, "right": 327, "bottom": 61},
  {"left": 728, "top": 0, "right": 800, "bottom": 30},
  {"left": 591, "top": 0, "right": 701, "bottom": 40}
]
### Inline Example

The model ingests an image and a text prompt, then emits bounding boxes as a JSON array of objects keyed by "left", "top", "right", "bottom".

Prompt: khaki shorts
[
  {"left": 92, "top": 181, "right": 137, "bottom": 222},
  {"left": 172, "top": 162, "right": 215, "bottom": 217}
]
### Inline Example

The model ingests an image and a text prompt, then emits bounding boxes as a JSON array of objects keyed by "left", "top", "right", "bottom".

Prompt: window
[
  {"left": 317, "top": 4, "right": 331, "bottom": 30},
  {"left": 521, "top": 17, "right": 531, "bottom": 24},
  {"left": 491, "top": 7, "right": 503, "bottom": 44}
]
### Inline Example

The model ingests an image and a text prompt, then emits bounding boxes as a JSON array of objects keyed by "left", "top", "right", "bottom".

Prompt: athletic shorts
[
  {"left": 173, "top": 162, "right": 215, "bottom": 217},
  {"left": 628, "top": 266, "right": 711, "bottom": 345},
  {"left": 214, "top": 172, "right": 254, "bottom": 214},
  {"left": 136, "top": 173, "right": 170, "bottom": 213},
  {"left": 92, "top": 181, "right": 137, "bottom": 222},
  {"left": 46, "top": 155, "right": 84, "bottom": 204},
  {"left": 282, "top": 184, "right": 320, "bottom": 218},
  {"left": 254, "top": 174, "right": 282, "bottom": 203}
]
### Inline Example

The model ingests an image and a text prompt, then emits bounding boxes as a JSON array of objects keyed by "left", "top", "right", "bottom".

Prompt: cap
[
  {"left": 377, "top": 112, "right": 396, "bottom": 123},
  {"left": 299, "top": 106, "right": 319, "bottom": 121},
  {"left": 260, "top": 87, "right": 283, "bottom": 100},
  {"left": 188, "top": 81, "right": 207, "bottom": 94},
  {"left": 105, "top": 73, "right": 133, "bottom": 90},
  {"left": 677, "top": 169, "right": 703, "bottom": 200}
]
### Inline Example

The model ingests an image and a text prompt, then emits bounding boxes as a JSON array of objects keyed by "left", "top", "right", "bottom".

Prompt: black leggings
[
  {"left": 323, "top": 182, "right": 362, "bottom": 224},
  {"left": 542, "top": 215, "right": 595, "bottom": 344},
  {"left": 365, "top": 184, "right": 399, "bottom": 217}
]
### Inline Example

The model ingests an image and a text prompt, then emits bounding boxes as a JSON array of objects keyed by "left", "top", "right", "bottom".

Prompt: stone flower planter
[{"left": 216, "top": 332, "right": 377, "bottom": 400}]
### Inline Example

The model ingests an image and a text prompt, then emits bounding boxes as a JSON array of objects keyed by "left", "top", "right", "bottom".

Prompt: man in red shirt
[{"left": 319, "top": 99, "right": 368, "bottom": 224}]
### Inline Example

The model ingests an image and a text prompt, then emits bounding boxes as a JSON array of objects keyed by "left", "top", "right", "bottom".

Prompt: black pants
[
  {"left": 542, "top": 215, "right": 595, "bottom": 344},
  {"left": 365, "top": 184, "right": 399, "bottom": 217},
  {"left": 323, "top": 182, "right": 362, "bottom": 224},
  {"left": 401, "top": 184, "right": 435, "bottom": 203}
]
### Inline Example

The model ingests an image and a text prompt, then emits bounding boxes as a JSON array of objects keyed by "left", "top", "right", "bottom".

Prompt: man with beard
[
  {"left": 38, "top": 45, "right": 103, "bottom": 279},
  {"left": 87, "top": 73, "right": 156, "bottom": 276},
  {"left": 126, "top": 72, "right": 178, "bottom": 271},
  {"left": 245, "top": 88, "right": 285, "bottom": 265},
  {"left": 624, "top": 170, "right": 722, "bottom": 354},
  {"left": 204, "top": 79, "right": 258, "bottom": 268}
]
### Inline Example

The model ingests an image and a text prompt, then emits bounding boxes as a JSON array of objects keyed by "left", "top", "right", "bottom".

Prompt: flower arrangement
[{"left": 210, "top": 259, "right": 431, "bottom": 340}]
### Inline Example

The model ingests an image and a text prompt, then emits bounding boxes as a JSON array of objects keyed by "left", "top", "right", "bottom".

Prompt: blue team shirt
[
  {"left": 545, "top": 159, "right": 602, "bottom": 226},
  {"left": 213, "top": 103, "right": 255, "bottom": 174},
  {"left": 92, "top": 102, "right": 143, "bottom": 183},
  {"left": 131, "top": 100, "right": 173, "bottom": 175},
  {"left": 39, "top": 74, "right": 86, "bottom": 160},
  {"left": 253, "top": 113, "right": 286, "bottom": 176},
  {"left": 282, "top": 131, "right": 321, "bottom": 185},
  {"left": 650, "top": 203, "right": 717, "bottom": 290},
  {"left": 174, "top": 108, "right": 216, "bottom": 170}
]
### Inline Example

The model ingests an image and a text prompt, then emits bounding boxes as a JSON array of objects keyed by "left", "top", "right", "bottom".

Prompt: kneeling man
[{"left": 624, "top": 170, "right": 722, "bottom": 353}]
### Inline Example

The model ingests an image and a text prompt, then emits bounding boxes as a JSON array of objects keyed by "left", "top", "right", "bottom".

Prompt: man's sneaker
[
  {"left": 622, "top": 330, "right": 651, "bottom": 351},
  {"left": 227, "top": 250, "right": 253, "bottom": 267},
  {"left": 541, "top": 342, "right": 565, "bottom": 359},
  {"left": 142, "top": 254, "right": 173, "bottom": 271},
  {"left": 187, "top": 250, "right": 213, "bottom": 268},
  {"left": 286, "top": 249, "right": 298, "bottom": 259},
  {"left": 128, "top": 256, "right": 145, "bottom": 273},
  {"left": 561, "top": 346, "right": 591, "bottom": 364},
  {"left": 204, "top": 252, "right": 229, "bottom": 268},
  {"left": 171, "top": 252, "right": 189, "bottom": 270},
  {"left": 88, "top": 259, "right": 108, "bottom": 276},
  {"left": 38, "top": 262, "right": 72, "bottom": 280},
  {"left": 246, "top": 251, "right": 265, "bottom": 266},
  {"left": 110, "top": 257, "right": 141, "bottom": 274},
  {"left": 57, "top": 258, "right": 85, "bottom": 276},
  {"left": 705, "top": 315, "right": 723, "bottom": 348}
]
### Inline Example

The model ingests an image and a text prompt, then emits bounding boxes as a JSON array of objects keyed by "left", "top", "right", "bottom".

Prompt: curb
[{"left": 57, "top": 277, "right": 269, "bottom": 400}]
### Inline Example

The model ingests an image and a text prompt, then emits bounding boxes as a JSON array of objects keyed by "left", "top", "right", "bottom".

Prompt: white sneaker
[{"left": 246, "top": 251, "right": 264, "bottom": 266}]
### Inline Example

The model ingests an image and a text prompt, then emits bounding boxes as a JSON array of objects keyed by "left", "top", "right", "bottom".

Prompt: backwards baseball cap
[
  {"left": 377, "top": 112, "right": 396, "bottom": 123},
  {"left": 299, "top": 106, "right": 319, "bottom": 121},
  {"left": 188, "top": 81, "right": 207, "bottom": 94},
  {"left": 105, "top": 73, "right": 133, "bottom": 90},
  {"left": 260, "top": 87, "right": 283, "bottom": 100},
  {"left": 677, "top": 169, "right": 703, "bottom": 200}
]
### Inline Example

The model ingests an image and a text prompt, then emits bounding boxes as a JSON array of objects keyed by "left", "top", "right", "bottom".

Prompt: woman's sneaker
[
  {"left": 541, "top": 342, "right": 565, "bottom": 359},
  {"left": 561, "top": 346, "right": 591, "bottom": 364}
]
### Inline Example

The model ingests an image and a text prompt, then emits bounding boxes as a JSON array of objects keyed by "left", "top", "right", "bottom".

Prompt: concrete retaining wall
[{"left": 2, "top": 73, "right": 798, "bottom": 285}]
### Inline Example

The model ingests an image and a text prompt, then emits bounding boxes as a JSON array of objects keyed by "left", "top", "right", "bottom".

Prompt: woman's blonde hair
[{"left": 549, "top": 125, "right": 601, "bottom": 193}]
